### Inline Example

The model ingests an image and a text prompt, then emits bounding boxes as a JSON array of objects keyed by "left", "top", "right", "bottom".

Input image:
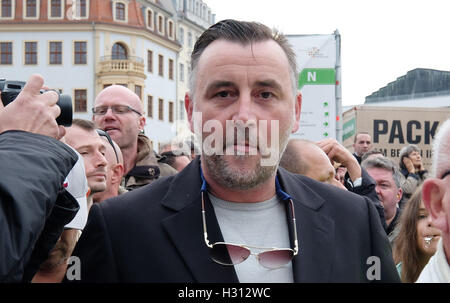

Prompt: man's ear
[
  {"left": 138, "top": 115, "right": 146, "bottom": 132},
  {"left": 396, "top": 187, "right": 403, "bottom": 203},
  {"left": 111, "top": 163, "right": 124, "bottom": 184},
  {"left": 422, "top": 178, "right": 448, "bottom": 233},
  {"left": 185, "top": 92, "right": 194, "bottom": 132},
  {"left": 291, "top": 92, "right": 302, "bottom": 133}
]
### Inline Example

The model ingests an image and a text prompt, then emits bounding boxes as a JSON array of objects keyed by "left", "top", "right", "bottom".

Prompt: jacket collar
[{"left": 161, "top": 158, "right": 335, "bottom": 282}]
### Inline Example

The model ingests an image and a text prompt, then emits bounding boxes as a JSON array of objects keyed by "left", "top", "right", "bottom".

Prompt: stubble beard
[{"left": 202, "top": 124, "right": 292, "bottom": 191}]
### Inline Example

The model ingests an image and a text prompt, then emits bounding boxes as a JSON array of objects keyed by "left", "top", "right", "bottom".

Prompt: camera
[{"left": 0, "top": 79, "right": 72, "bottom": 126}]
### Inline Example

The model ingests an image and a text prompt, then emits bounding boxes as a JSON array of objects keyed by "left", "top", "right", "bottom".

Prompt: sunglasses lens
[
  {"left": 210, "top": 244, "right": 250, "bottom": 266},
  {"left": 258, "top": 249, "right": 294, "bottom": 269}
]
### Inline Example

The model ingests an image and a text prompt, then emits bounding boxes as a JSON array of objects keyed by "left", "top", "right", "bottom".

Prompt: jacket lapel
[
  {"left": 160, "top": 158, "right": 239, "bottom": 283},
  {"left": 278, "top": 168, "right": 335, "bottom": 282}
]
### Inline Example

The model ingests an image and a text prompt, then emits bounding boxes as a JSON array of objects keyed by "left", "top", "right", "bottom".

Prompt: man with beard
[{"left": 68, "top": 19, "right": 399, "bottom": 283}]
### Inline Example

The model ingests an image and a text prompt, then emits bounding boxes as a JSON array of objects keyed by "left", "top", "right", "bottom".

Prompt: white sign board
[{"left": 287, "top": 34, "right": 340, "bottom": 141}]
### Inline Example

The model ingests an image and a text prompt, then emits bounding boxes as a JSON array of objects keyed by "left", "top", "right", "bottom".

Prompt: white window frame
[
  {"left": 47, "top": 0, "right": 64, "bottom": 20},
  {"left": 0, "top": 0, "right": 15, "bottom": 20},
  {"left": 167, "top": 19, "right": 174, "bottom": 40},
  {"left": 157, "top": 13, "right": 164, "bottom": 35},
  {"left": 145, "top": 7, "right": 154, "bottom": 30},
  {"left": 71, "top": 0, "right": 89, "bottom": 20},
  {"left": 112, "top": 0, "right": 128, "bottom": 23},
  {"left": 23, "top": 0, "right": 39, "bottom": 20}
]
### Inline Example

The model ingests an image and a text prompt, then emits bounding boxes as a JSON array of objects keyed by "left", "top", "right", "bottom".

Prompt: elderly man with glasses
[
  {"left": 92, "top": 85, "right": 177, "bottom": 191},
  {"left": 417, "top": 118, "right": 450, "bottom": 282}
]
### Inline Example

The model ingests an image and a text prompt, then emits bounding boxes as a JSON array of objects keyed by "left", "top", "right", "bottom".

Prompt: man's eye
[
  {"left": 260, "top": 92, "right": 273, "bottom": 99},
  {"left": 218, "top": 91, "right": 229, "bottom": 97}
]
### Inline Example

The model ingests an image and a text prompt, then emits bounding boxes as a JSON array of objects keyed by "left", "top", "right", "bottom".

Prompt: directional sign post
[{"left": 287, "top": 33, "right": 341, "bottom": 142}]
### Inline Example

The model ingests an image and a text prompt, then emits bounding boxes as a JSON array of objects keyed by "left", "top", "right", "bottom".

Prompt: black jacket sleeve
[
  {"left": 0, "top": 130, "right": 79, "bottom": 282},
  {"left": 345, "top": 167, "right": 387, "bottom": 232}
]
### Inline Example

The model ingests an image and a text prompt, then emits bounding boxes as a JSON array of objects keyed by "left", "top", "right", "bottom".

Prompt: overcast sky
[{"left": 206, "top": 0, "right": 450, "bottom": 106}]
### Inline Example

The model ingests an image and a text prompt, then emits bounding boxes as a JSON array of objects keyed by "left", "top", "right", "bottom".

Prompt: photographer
[{"left": 0, "top": 74, "right": 79, "bottom": 282}]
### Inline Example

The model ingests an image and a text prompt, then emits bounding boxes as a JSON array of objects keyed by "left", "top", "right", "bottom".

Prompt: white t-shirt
[{"left": 208, "top": 193, "right": 294, "bottom": 283}]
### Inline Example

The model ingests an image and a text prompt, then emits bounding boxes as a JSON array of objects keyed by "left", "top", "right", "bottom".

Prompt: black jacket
[
  {"left": 344, "top": 167, "right": 388, "bottom": 232},
  {"left": 0, "top": 131, "right": 79, "bottom": 282},
  {"left": 69, "top": 157, "right": 400, "bottom": 283}
]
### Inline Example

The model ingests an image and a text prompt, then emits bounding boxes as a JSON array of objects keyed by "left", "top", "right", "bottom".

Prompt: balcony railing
[{"left": 98, "top": 56, "right": 145, "bottom": 77}]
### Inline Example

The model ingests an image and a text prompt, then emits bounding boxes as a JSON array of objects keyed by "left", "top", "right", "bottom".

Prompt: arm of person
[
  {"left": 317, "top": 138, "right": 362, "bottom": 182},
  {"left": 0, "top": 131, "right": 78, "bottom": 282}
]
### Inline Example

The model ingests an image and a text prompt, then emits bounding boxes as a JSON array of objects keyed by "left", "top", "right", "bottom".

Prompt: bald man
[
  {"left": 281, "top": 139, "right": 387, "bottom": 231},
  {"left": 92, "top": 85, "right": 177, "bottom": 190},
  {"left": 280, "top": 139, "right": 345, "bottom": 189}
]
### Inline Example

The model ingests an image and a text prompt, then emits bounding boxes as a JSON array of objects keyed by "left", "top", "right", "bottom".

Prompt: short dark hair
[
  {"left": 190, "top": 19, "right": 298, "bottom": 96},
  {"left": 354, "top": 131, "right": 371, "bottom": 143},
  {"left": 71, "top": 118, "right": 95, "bottom": 131}
]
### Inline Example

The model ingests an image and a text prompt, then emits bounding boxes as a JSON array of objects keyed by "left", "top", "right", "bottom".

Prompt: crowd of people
[{"left": 1, "top": 19, "right": 449, "bottom": 283}]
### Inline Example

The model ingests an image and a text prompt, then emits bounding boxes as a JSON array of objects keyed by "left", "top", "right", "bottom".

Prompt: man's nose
[
  {"left": 95, "top": 152, "right": 108, "bottom": 168},
  {"left": 232, "top": 93, "right": 254, "bottom": 122}
]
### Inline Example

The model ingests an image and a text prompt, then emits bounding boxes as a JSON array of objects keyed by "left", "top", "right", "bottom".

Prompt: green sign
[
  {"left": 298, "top": 68, "right": 335, "bottom": 90},
  {"left": 343, "top": 118, "right": 356, "bottom": 141}
]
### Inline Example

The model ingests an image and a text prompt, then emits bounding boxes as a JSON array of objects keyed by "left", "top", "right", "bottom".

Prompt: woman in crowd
[
  {"left": 398, "top": 145, "right": 428, "bottom": 204},
  {"left": 393, "top": 185, "right": 441, "bottom": 282}
]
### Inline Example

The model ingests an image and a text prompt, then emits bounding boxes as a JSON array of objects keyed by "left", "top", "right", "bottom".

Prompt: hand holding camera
[{"left": 0, "top": 74, "right": 72, "bottom": 139}]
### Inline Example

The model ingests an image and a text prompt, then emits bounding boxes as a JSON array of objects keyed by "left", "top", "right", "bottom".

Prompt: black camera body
[{"left": 0, "top": 79, "right": 72, "bottom": 126}]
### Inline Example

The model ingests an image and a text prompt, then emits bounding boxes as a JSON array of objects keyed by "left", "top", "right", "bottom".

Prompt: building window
[
  {"left": 157, "top": 14, "right": 164, "bottom": 34},
  {"left": 50, "top": 0, "right": 62, "bottom": 18},
  {"left": 74, "top": 89, "right": 87, "bottom": 112},
  {"left": 103, "top": 84, "right": 112, "bottom": 89},
  {"left": 0, "top": 42, "right": 12, "bottom": 64},
  {"left": 74, "top": 41, "right": 87, "bottom": 64},
  {"left": 25, "top": 41, "right": 37, "bottom": 65},
  {"left": 179, "top": 100, "right": 185, "bottom": 119},
  {"left": 179, "top": 27, "right": 184, "bottom": 45},
  {"left": 187, "top": 32, "right": 192, "bottom": 48},
  {"left": 74, "top": 0, "right": 87, "bottom": 18},
  {"left": 158, "top": 98, "right": 163, "bottom": 121},
  {"left": 179, "top": 63, "right": 184, "bottom": 82},
  {"left": 168, "top": 59, "right": 174, "bottom": 80},
  {"left": 49, "top": 41, "right": 62, "bottom": 64},
  {"left": 135, "top": 85, "right": 142, "bottom": 100},
  {"left": 115, "top": 2, "right": 125, "bottom": 20},
  {"left": 146, "top": 9, "right": 153, "bottom": 29},
  {"left": 147, "top": 50, "right": 153, "bottom": 73},
  {"left": 112, "top": 42, "right": 127, "bottom": 59},
  {"left": 1, "top": 0, "right": 12, "bottom": 18},
  {"left": 25, "top": 0, "right": 37, "bottom": 18},
  {"left": 168, "top": 20, "right": 174, "bottom": 39},
  {"left": 168, "top": 101, "right": 174, "bottom": 123},
  {"left": 158, "top": 54, "right": 163, "bottom": 76},
  {"left": 147, "top": 95, "right": 153, "bottom": 118}
]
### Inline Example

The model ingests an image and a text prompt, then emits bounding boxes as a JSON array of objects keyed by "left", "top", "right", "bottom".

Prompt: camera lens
[{"left": 56, "top": 94, "right": 73, "bottom": 127}]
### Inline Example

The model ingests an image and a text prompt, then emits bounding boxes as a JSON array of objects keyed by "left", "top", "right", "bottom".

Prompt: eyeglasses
[
  {"left": 440, "top": 170, "right": 450, "bottom": 179},
  {"left": 200, "top": 176, "right": 299, "bottom": 269},
  {"left": 92, "top": 105, "right": 141, "bottom": 116},
  {"left": 96, "top": 129, "right": 119, "bottom": 164}
]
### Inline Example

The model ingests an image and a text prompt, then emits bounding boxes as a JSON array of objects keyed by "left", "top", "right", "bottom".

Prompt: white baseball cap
[{"left": 64, "top": 149, "right": 89, "bottom": 230}]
